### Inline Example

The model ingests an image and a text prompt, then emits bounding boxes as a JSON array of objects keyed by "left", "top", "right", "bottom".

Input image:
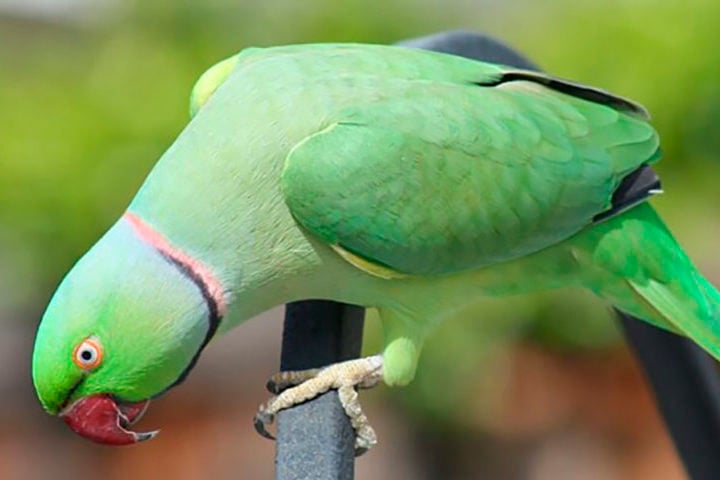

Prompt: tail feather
[
  {"left": 576, "top": 202, "right": 720, "bottom": 361},
  {"left": 628, "top": 276, "right": 720, "bottom": 361}
]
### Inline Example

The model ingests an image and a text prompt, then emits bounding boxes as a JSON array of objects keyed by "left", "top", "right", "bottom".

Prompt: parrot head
[{"left": 32, "top": 217, "right": 215, "bottom": 445}]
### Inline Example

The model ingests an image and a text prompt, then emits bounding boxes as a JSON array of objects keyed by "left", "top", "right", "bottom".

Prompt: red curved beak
[{"left": 60, "top": 394, "right": 158, "bottom": 445}]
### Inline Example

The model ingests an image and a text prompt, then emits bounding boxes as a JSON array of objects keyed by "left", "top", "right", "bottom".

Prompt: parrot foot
[{"left": 254, "top": 354, "right": 383, "bottom": 455}]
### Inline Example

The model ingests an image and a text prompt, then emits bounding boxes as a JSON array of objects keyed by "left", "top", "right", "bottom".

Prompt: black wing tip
[
  {"left": 477, "top": 70, "right": 650, "bottom": 120},
  {"left": 593, "top": 164, "right": 662, "bottom": 223}
]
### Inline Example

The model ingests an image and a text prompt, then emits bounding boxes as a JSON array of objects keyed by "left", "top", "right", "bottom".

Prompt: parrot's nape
[{"left": 32, "top": 43, "right": 719, "bottom": 451}]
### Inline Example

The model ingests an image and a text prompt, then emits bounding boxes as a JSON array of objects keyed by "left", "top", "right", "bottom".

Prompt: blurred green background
[{"left": 1, "top": 1, "right": 719, "bottom": 478}]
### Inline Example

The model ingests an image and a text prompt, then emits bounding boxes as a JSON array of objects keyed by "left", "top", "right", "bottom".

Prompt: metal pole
[{"left": 275, "top": 301, "right": 364, "bottom": 480}]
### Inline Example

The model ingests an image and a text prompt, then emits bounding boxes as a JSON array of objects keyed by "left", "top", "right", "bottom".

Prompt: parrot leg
[{"left": 254, "top": 354, "right": 383, "bottom": 455}]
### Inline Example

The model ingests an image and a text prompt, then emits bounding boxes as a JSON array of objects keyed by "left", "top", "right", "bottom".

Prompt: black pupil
[{"left": 80, "top": 349, "right": 94, "bottom": 362}]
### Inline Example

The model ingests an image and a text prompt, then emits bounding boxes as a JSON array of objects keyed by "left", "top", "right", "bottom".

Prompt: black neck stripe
[{"left": 157, "top": 252, "right": 223, "bottom": 391}]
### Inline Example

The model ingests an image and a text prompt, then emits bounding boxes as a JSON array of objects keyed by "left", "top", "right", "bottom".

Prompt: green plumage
[
  {"left": 32, "top": 43, "right": 719, "bottom": 431},
  {"left": 282, "top": 77, "right": 657, "bottom": 274}
]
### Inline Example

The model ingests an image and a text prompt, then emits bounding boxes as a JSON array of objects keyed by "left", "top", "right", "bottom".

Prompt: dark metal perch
[
  {"left": 274, "top": 30, "right": 720, "bottom": 480},
  {"left": 275, "top": 301, "right": 364, "bottom": 480}
]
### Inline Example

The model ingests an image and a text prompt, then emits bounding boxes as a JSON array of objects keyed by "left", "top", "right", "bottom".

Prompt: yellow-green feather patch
[
  {"left": 331, "top": 244, "right": 408, "bottom": 280},
  {"left": 189, "top": 55, "right": 240, "bottom": 118}
]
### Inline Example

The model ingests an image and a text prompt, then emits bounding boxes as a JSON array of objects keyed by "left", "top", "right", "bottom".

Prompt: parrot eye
[{"left": 73, "top": 337, "right": 103, "bottom": 370}]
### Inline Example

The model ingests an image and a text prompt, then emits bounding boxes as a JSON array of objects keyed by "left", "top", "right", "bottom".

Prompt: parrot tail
[{"left": 577, "top": 202, "right": 720, "bottom": 361}]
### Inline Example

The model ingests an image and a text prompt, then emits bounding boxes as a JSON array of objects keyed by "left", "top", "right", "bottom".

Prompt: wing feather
[{"left": 278, "top": 52, "right": 659, "bottom": 275}]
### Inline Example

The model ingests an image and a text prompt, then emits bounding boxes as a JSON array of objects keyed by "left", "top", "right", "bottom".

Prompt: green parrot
[{"left": 32, "top": 43, "right": 719, "bottom": 450}]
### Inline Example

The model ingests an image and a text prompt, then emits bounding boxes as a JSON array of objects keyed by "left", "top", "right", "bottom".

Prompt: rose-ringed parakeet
[{"left": 32, "top": 43, "right": 720, "bottom": 451}]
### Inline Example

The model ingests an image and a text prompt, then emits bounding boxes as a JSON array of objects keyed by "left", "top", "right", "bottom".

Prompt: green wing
[{"left": 280, "top": 59, "right": 659, "bottom": 276}]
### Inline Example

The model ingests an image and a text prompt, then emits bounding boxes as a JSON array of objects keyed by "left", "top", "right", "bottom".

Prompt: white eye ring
[{"left": 73, "top": 338, "right": 103, "bottom": 370}]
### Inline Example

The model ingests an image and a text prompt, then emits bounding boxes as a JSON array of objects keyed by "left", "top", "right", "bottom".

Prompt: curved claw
[
  {"left": 253, "top": 410, "right": 276, "bottom": 440},
  {"left": 354, "top": 446, "right": 369, "bottom": 457},
  {"left": 265, "top": 379, "right": 282, "bottom": 395}
]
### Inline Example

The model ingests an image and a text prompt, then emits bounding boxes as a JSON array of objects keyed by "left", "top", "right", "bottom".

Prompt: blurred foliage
[{"left": 2, "top": 0, "right": 720, "bottom": 431}]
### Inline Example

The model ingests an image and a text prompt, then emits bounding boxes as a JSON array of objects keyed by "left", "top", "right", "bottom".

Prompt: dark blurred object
[
  {"left": 400, "top": 30, "right": 540, "bottom": 70},
  {"left": 619, "top": 310, "right": 720, "bottom": 480}
]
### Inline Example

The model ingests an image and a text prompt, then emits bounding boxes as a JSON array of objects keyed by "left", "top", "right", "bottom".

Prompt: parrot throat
[{"left": 123, "top": 211, "right": 225, "bottom": 388}]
